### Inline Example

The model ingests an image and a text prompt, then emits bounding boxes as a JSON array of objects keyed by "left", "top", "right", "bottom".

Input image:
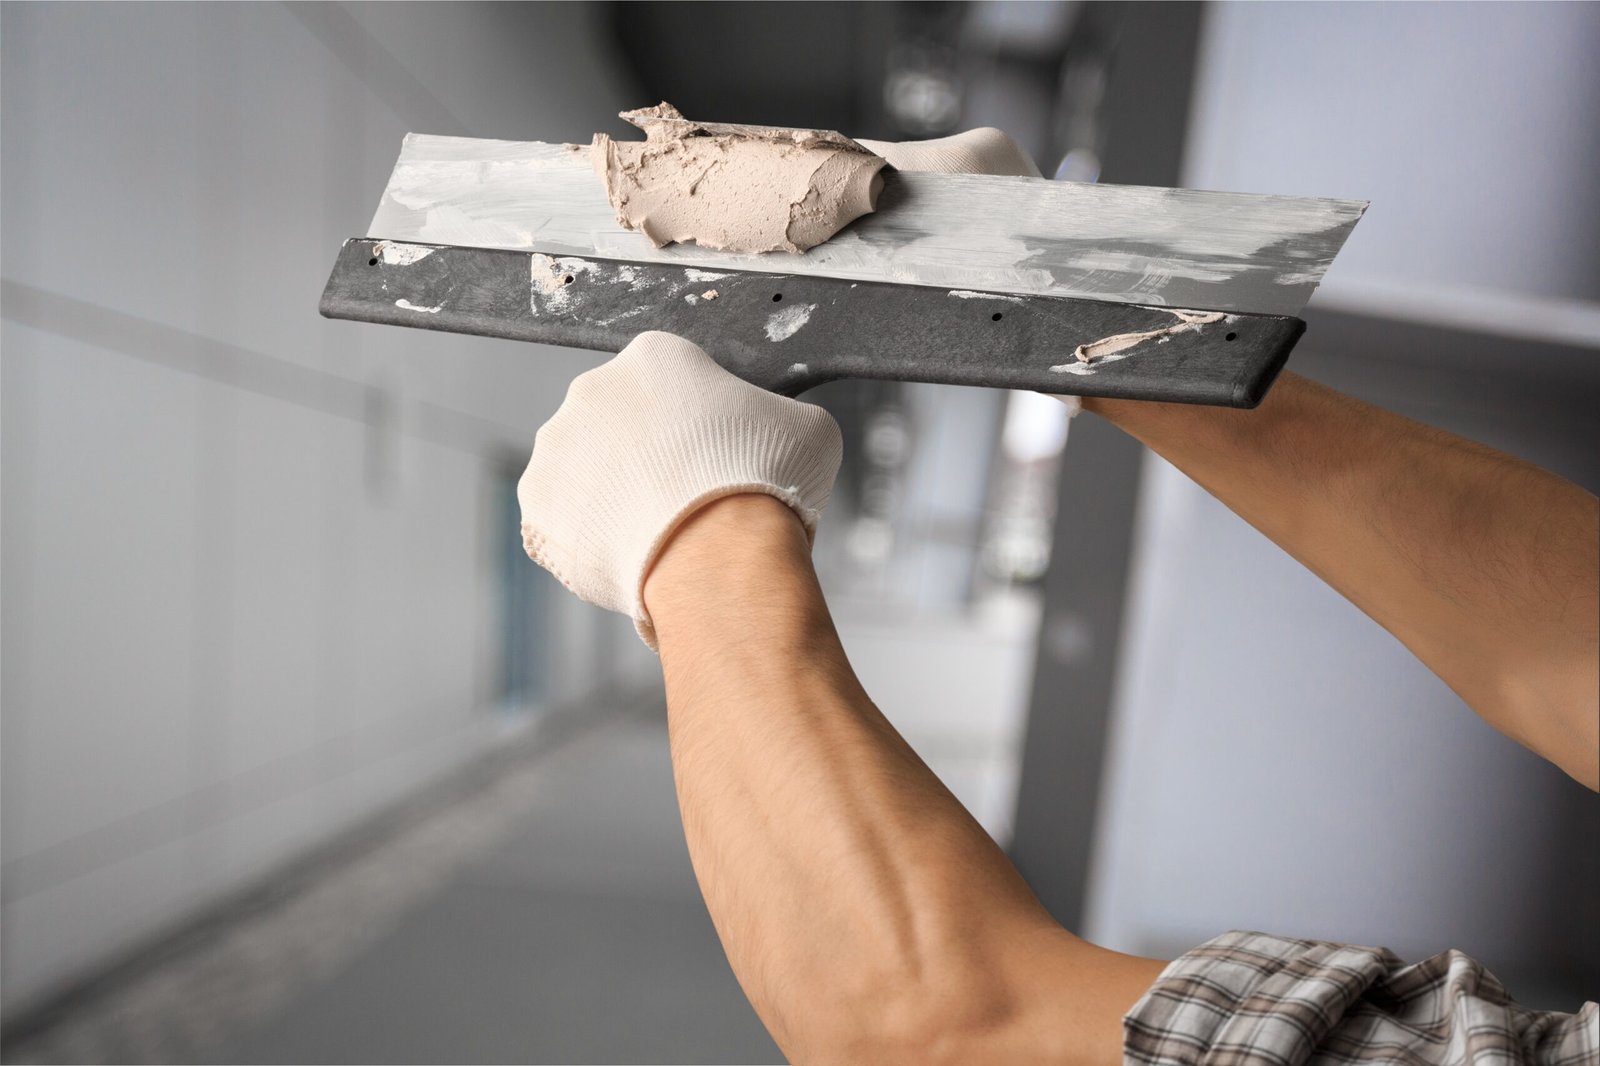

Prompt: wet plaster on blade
[
  {"left": 374, "top": 134, "right": 1366, "bottom": 316},
  {"left": 589, "top": 103, "right": 887, "bottom": 254},
  {"left": 1050, "top": 310, "right": 1227, "bottom": 373}
]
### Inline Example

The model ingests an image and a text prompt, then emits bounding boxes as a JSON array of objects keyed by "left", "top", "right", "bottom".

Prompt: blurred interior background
[{"left": 3, "top": 2, "right": 1598, "bottom": 1062}]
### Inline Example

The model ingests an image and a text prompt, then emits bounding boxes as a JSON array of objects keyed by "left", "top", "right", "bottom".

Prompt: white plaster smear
[
  {"left": 1050, "top": 310, "right": 1226, "bottom": 372},
  {"left": 376, "top": 241, "right": 435, "bottom": 265},
  {"left": 527, "top": 251, "right": 722, "bottom": 319},
  {"left": 414, "top": 203, "right": 534, "bottom": 249},
  {"left": 949, "top": 289, "right": 1025, "bottom": 303},
  {"left": 528, "top": 253, "right": 601, "bottom": 315},
  {"left": 765, "top": 303, "right": 816, "bottom": 341},
  {"left": 394, "top": 298, "right": 442, "bottom": 313}
]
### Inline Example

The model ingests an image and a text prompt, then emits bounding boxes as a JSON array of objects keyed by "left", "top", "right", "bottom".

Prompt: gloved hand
[{"left": 518, "top": 331, "right": 843, "bottom": 649}]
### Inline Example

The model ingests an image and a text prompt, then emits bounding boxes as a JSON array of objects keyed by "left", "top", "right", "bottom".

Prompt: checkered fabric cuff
[{"left": 1122, "top": 930, "right": 1599, "bottom": 1065}]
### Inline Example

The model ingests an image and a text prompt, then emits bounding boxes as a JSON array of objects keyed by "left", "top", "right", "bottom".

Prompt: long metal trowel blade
[{"left": 367, "top": 133, "right": 1366, "bottom": 317}]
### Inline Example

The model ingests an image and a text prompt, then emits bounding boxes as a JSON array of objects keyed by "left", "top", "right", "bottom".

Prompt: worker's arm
[
  {"left": 518, "top": 326, "right": 1165, "bottom": 1062},
  {"left": 643, "top": 493, "right": 1165, "bottom": 1064},
  {"left": 1083, "top": 373, "right": 1600, "bottom": 788}
]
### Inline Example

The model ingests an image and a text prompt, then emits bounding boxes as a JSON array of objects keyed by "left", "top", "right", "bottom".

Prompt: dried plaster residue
[
  {"left": 1051, "top": 310, "right": 1227, "bottom": 373},
  {"left": 588, "top": 103, "right": 887, "bottom": 254}
]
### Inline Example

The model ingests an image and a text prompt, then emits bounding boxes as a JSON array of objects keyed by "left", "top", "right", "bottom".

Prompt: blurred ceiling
[{"left": 602, "top": 1, "right": 956, "bottom": 138}]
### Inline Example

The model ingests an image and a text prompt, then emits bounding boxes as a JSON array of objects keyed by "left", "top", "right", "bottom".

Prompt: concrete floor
[
  {"left": 212, "top": 713, "right": 782, "bottom": 1065},
  {"left": 5, "top": 708, "right": 783, "bottom": 1065},
  {"left": 5, "top": 601, "right": 1043, "bottom": 1066}
]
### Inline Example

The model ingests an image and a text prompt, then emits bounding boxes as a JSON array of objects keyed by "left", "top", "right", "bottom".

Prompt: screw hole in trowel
[
  {"left": 562, "top": 275, "right": 574, "bottom": 286},
  {"left": 368, "top": 257, "right": 379, "bottom": 266},
  {"left": 1225, "top": 331, "right": 1238, "bottom": 341},
  {"left": 772, "top": 293, "right": 783, "bottom": 302},
  {"left": 991, "top": 312, "right": 1003, "bottom": 321}
]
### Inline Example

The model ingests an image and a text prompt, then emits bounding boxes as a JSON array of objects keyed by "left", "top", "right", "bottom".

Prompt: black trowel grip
[{"left": 322, "top": 239, "right": 1303, "bottom": 408}]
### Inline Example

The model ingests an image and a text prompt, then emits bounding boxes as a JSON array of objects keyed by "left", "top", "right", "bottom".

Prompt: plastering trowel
[{"left": 320, "top": 122, "right": 1366, "bottom": 408}]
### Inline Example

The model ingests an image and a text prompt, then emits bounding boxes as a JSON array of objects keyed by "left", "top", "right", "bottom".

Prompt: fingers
[{"left": 515, "top": 330, "right": 847, "bottom": 647}]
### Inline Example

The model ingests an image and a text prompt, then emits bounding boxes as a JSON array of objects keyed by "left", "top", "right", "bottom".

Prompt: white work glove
[{"left": 518, "top": 331, "right": 842, "bottom": 649}]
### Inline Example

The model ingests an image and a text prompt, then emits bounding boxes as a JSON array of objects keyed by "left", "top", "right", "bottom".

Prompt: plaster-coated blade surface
[{"left": 367, "top": 133, "right": 1366, "bottom": 317}]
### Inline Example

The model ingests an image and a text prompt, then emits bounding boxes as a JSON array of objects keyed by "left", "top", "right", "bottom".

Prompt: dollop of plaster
[{"left": 589, "top": 103, "right": 887, "bottom": 254}]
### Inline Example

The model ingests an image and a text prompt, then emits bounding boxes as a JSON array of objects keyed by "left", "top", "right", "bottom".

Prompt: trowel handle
[{"left": 322, "top": 240, "right": 1304, "bottom": 408}]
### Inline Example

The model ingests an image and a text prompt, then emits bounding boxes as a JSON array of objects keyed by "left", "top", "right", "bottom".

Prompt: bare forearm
[
  {"left": 645, "top": 495, "right": 1161, "bottom": 1063},
  {"left": 1085, "top": 372, "right": 1599, "bottom": 787}
]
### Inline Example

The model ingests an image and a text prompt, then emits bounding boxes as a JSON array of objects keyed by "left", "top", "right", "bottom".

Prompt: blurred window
[{"left": 498, "top": 465, "right": 553, "bottom": 712}]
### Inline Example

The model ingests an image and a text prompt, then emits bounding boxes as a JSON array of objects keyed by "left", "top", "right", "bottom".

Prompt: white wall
[
  {"left": 1, "top": 1, "right": 656, "bottom": 1017},
  {"left": 1085, "top": 2, "right": 1600, "bottom": 986}
]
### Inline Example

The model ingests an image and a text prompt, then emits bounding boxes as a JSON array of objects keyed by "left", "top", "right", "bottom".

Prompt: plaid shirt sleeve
[{"left": 1122, "top": 930, "right": 1599, "bottom": 1066}]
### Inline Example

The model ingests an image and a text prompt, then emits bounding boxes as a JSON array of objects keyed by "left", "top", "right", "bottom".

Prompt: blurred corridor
[
  {"left": 5, "top": 2, "right": 1599, "bottom": 1062},
  {"left": 7, "top": 701, "right": 786, "bottom": 1064}
]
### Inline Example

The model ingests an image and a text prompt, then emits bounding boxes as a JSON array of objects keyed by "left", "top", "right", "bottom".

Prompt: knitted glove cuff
[{"left": 518, "top": 333, "right": 842, "bottom": 650}]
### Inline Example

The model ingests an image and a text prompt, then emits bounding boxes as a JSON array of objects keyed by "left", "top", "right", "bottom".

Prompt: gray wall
[
  {"left": 1084, "top": 1, "right": 1600, "bottom": 997},
  {"left": 1182, "top": 1, "right": 1600, "bottom": 304},
  {"left": 2, "top": 1, "right": 658, "bottom": 1017}
]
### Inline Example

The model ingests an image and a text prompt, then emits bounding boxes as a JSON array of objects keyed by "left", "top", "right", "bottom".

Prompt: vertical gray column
[{"left": 1007, "top": 1, "right": 1206, "bottom": 929}]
